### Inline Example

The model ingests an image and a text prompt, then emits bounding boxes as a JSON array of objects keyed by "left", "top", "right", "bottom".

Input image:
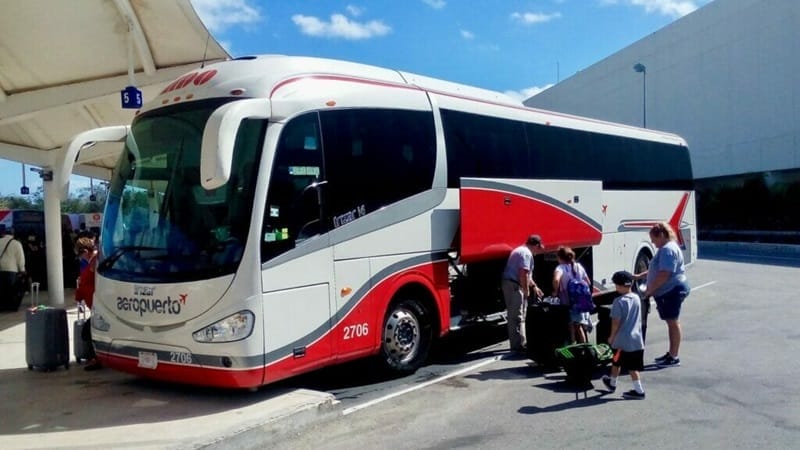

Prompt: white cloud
[
  {"left": 292, "top": 14, "right": 391, "bottom": 40},
  {"left": 600, "top": 0, "right": 703, "bottom": 18},
  {"left": 504, "top": 85, "right": 554, "bottom": 102},
  {"left": 422, "top": 0, "right": 446, "bottom": 9},
  {"left": 346, "top": 5, "right": 363, "bottom": 17},
  {"left": 510, "top": 12, "right": 562, "bottom": 25},
  {"left": 191, "top": 0, "right": 261, "bottom": 33},
  {"left": 460, "top": 29, "right": 475, "bottom": 40}
]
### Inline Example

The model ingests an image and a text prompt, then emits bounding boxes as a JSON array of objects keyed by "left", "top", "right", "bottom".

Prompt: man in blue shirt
[{"left": 501, "top": 234, "right": 545, "bottom": 353}]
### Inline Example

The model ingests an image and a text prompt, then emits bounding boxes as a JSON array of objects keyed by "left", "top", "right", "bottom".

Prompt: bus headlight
[
  {"left": 192, "top": 310, "right": 255, "bottom": 343},
  {"left": 91, "top": 312, "right": 111, "bottom": 332}
]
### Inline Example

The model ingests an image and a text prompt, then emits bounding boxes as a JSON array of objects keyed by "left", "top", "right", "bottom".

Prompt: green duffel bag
[{"left": 554, "top": 343, "right": 613, "bottom": 387}]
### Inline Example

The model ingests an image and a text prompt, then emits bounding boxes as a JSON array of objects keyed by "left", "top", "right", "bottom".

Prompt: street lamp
[{"left": 633, "top": 63, "right": 646, "bottom": 128}]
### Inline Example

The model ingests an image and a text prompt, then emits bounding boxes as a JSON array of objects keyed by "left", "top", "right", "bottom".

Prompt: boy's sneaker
[
  {"left": 622, "top": 390, "right": 646, "bottom": 400},
  {"left": 654, "top": 352, "right": 671, "bottom": 363},
  {"left": 657, "top": 355, "right": 681, "bottom": 367},
  {"left": 601, "top": 375, "right": 616, "bottom": 392}
]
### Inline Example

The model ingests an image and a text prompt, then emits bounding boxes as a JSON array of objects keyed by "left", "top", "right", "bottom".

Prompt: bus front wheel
[{"left": 379, "top": 298, "right": 433, "bottom": 374}]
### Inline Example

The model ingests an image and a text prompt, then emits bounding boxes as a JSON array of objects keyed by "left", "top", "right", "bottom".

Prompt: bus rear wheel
[
  {"left": 380, "top": 298, "right": 432, "bottom": 374},
  {"left": 633, "top": 251, "right": 652, "bottom": 296}
]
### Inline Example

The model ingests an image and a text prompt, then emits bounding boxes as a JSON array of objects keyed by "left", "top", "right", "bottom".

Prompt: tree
[
  {"left": 0, "top": 184, "right": 106, "bottom": 213},
  {"left": 0, "top": 194, "right": 38, "bottom": 210}
]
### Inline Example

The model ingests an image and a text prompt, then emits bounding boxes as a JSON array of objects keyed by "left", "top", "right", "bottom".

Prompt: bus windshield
[{"left": 100, "top": 98, "right": 264, "bottom": 283}]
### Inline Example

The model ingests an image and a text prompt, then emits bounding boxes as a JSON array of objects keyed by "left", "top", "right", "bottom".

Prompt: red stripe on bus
[
  {"left": 270, "top": 75, "right": 423, "bottom": 98},
  {"left": 619, "top": 191, "right": 691, "bottom": 246},
  {"left": 267, "top": 74, "right": 675, "bottom": 139},
  {"left": 96, "top": 351, "right": 265, "bottom": 389},
  {"left": 459, "top": 188, "right": 602, "bottom": 263},
  {"left": 668, "top": 192, "right": 690, "bottom": 247}
]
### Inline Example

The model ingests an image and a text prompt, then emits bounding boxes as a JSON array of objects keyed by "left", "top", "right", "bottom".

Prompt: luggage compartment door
[{"left": 459, "top": 178, "right": 603, "bottom": 263}]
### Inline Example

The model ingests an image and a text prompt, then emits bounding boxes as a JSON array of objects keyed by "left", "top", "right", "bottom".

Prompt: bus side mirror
[
  {"left": 200, "top": 98, "right": 270, "bottom": 190},
  {"left": 58, "top": 126, "right": 129, "bottom": 201}
]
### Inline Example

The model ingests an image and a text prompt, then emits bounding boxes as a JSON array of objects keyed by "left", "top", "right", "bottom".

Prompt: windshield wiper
[{"left": 98, "top": 245, "right": 161, "bottom": 271}]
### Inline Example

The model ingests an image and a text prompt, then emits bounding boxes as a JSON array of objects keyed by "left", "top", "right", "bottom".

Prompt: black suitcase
[
  {"left": 595, "top": 305, "right": 611, "bottom": 346},
  {"left": 525, "top": 301, "right": 570, "bottom": 369},
  {"left": 73, "top": 306, "right": 94, "bottom": 363},
  {"left": 26, "top": 307, "right": 70, "bottom": 371}
]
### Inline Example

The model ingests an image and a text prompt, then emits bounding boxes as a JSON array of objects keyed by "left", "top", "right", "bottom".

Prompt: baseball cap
[
  {"left": 526, "top": 234, "right": 543, "bottom": 247},
  {"left": 612, "top": 270, "right": 634, "bottom": 286}
]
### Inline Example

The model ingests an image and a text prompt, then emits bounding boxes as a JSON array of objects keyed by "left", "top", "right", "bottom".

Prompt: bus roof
[{"left": 146, "top": 55, "right": 687, "bottom": 147}]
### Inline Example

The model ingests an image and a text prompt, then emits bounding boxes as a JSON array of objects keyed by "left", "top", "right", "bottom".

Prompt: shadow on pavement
[
  {"left": 0, "top": 364, "right": 298, "bottom": 435},
  {"left": 278, "top": 321, "right": 509, "bottom": 394},
  {"left": 518, "top": 391, "right": 623, "bottom": 414}
]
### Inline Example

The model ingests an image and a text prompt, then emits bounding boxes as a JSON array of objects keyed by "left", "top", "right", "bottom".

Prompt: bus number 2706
[
  {"left": 169, "top": 351, "right": 193, "bottom": 364},
  {"left": 344, "top": 323, "right": 369, "bottom": 340}
]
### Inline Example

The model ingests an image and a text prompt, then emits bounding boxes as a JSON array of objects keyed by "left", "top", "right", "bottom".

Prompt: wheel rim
[
  {"left": 383, "top": 308, "right": 420, "bottom": 364},
  {"left": 634, "top": 253, "right": 650, "bottom": 295}
]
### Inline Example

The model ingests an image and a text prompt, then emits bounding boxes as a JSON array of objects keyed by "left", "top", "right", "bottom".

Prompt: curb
[
  {"left": 699, "top": 240, "right": 800, "bottom": 257},
  {"left": 196, "top": 390, "right": 341, "bottom": 450}
]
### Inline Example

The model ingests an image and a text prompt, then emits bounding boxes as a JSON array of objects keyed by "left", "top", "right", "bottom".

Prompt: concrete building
[{"left": 524, "top": 0, "right": 800, "bottom": 241}]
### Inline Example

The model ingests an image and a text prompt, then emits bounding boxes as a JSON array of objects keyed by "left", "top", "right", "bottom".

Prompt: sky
[{"left": 0, "top": 0, "right": 711, "bottom": 199}]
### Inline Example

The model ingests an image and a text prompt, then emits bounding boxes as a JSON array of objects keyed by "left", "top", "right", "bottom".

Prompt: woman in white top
[
  {"left": 0, "top": 226, "right": 26, "bottom": 311},
  {"left": 552, "top": 246, "right": 591, "bottom": 344}
]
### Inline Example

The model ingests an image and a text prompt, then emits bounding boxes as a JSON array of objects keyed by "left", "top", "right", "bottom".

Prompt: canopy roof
[{"left": 0, "top": 0, "right": 229, "bottom": 180}]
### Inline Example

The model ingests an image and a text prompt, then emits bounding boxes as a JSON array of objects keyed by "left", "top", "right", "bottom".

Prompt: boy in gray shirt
[{"left": 602, "top": 270, "right": 646, "bottom": 399}]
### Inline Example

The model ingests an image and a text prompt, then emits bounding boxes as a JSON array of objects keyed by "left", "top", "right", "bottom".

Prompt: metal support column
[{"left": 43, "top": 169, "right": 65, "bottom": 306}]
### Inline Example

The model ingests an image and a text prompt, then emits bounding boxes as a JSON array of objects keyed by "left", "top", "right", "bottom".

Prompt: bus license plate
[{"left": 138, "top": 351, "right": 158, "bottom": 369}]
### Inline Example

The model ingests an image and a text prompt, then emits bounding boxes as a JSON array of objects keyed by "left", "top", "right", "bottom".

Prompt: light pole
[{"left": 633, "top": 63, "right": 646, "bottom": 128}]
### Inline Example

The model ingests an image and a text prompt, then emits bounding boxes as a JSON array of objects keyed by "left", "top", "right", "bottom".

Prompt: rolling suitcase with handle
[
  {"left": 525, "top": 299, "right": 570, "bottom": 369},
  {"left": 26, "top": 306, "right": 70, "bottom": 371},
  {"left": 29, "top": 281, "right": 40, "bottom": 307},
  {"left": 73, "top": 302, "right": 94, "bottom": 363}
]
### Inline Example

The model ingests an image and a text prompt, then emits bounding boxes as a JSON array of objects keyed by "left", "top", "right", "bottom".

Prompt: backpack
[{"left": 567, "top": 264, "right": 594, "bottom": 313}]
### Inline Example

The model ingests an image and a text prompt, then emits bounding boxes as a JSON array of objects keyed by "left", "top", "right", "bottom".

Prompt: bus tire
[
  {"left": 379, "top": 297, "right": 433, "bottom": 374},
  {"left": 633, "top": 249, "right": 653, "bottom": 344},
  {"left": 633, "top": 250, "right": 652, "bottom": 297}
]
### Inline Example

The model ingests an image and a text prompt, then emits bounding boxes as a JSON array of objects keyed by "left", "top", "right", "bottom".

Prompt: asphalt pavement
[{"left": 1, "top": 240, "right": 798, "bottom": 449}]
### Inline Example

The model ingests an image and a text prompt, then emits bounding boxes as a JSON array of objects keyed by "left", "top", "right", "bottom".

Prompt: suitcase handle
[
  {"left": 77, "top": 300, "right": 87, "bottom": 319},
  {"left": 30, "top": 282, "right": 40, "bottom": 307}
]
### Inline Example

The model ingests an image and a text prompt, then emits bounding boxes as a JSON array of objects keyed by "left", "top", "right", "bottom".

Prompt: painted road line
[
  {"left": 691, "top": 281, "right": 717, "bottom": 292},
  {"left": 342, "top": 356, "right": 501, "bottom": 416}
]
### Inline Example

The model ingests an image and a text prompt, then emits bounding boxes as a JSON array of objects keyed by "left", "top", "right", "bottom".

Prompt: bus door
[
  {"left": 331, "top": 256, "right": 373, "bottom": 359},
  {"left": 458, "top": 178, "right": 603, "bottom": 263},
  {"left": 260, "top": 113, "right": 334, "bottom": 376}
]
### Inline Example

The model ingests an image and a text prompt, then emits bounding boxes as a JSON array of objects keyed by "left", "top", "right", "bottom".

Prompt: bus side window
[{"left": 319, "top": 108, "right": 435, "bottom": 224}]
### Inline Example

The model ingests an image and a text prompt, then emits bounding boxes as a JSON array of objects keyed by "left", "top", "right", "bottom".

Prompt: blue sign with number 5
[{"left": 121, "top": 85, "right": 143, "bottom": 109}]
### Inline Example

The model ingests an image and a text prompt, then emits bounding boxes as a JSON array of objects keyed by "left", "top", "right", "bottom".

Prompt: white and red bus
[{"left": 70, "top": 55, "right": 695, "bottom": 388}]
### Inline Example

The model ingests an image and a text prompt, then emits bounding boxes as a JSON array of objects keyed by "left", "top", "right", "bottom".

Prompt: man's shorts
[
  {"left": 654, "top": 281, "right": 690, "bottom": 320},
  {"left": 611, "top": 349, "right": 644, "bottom": 372}
]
